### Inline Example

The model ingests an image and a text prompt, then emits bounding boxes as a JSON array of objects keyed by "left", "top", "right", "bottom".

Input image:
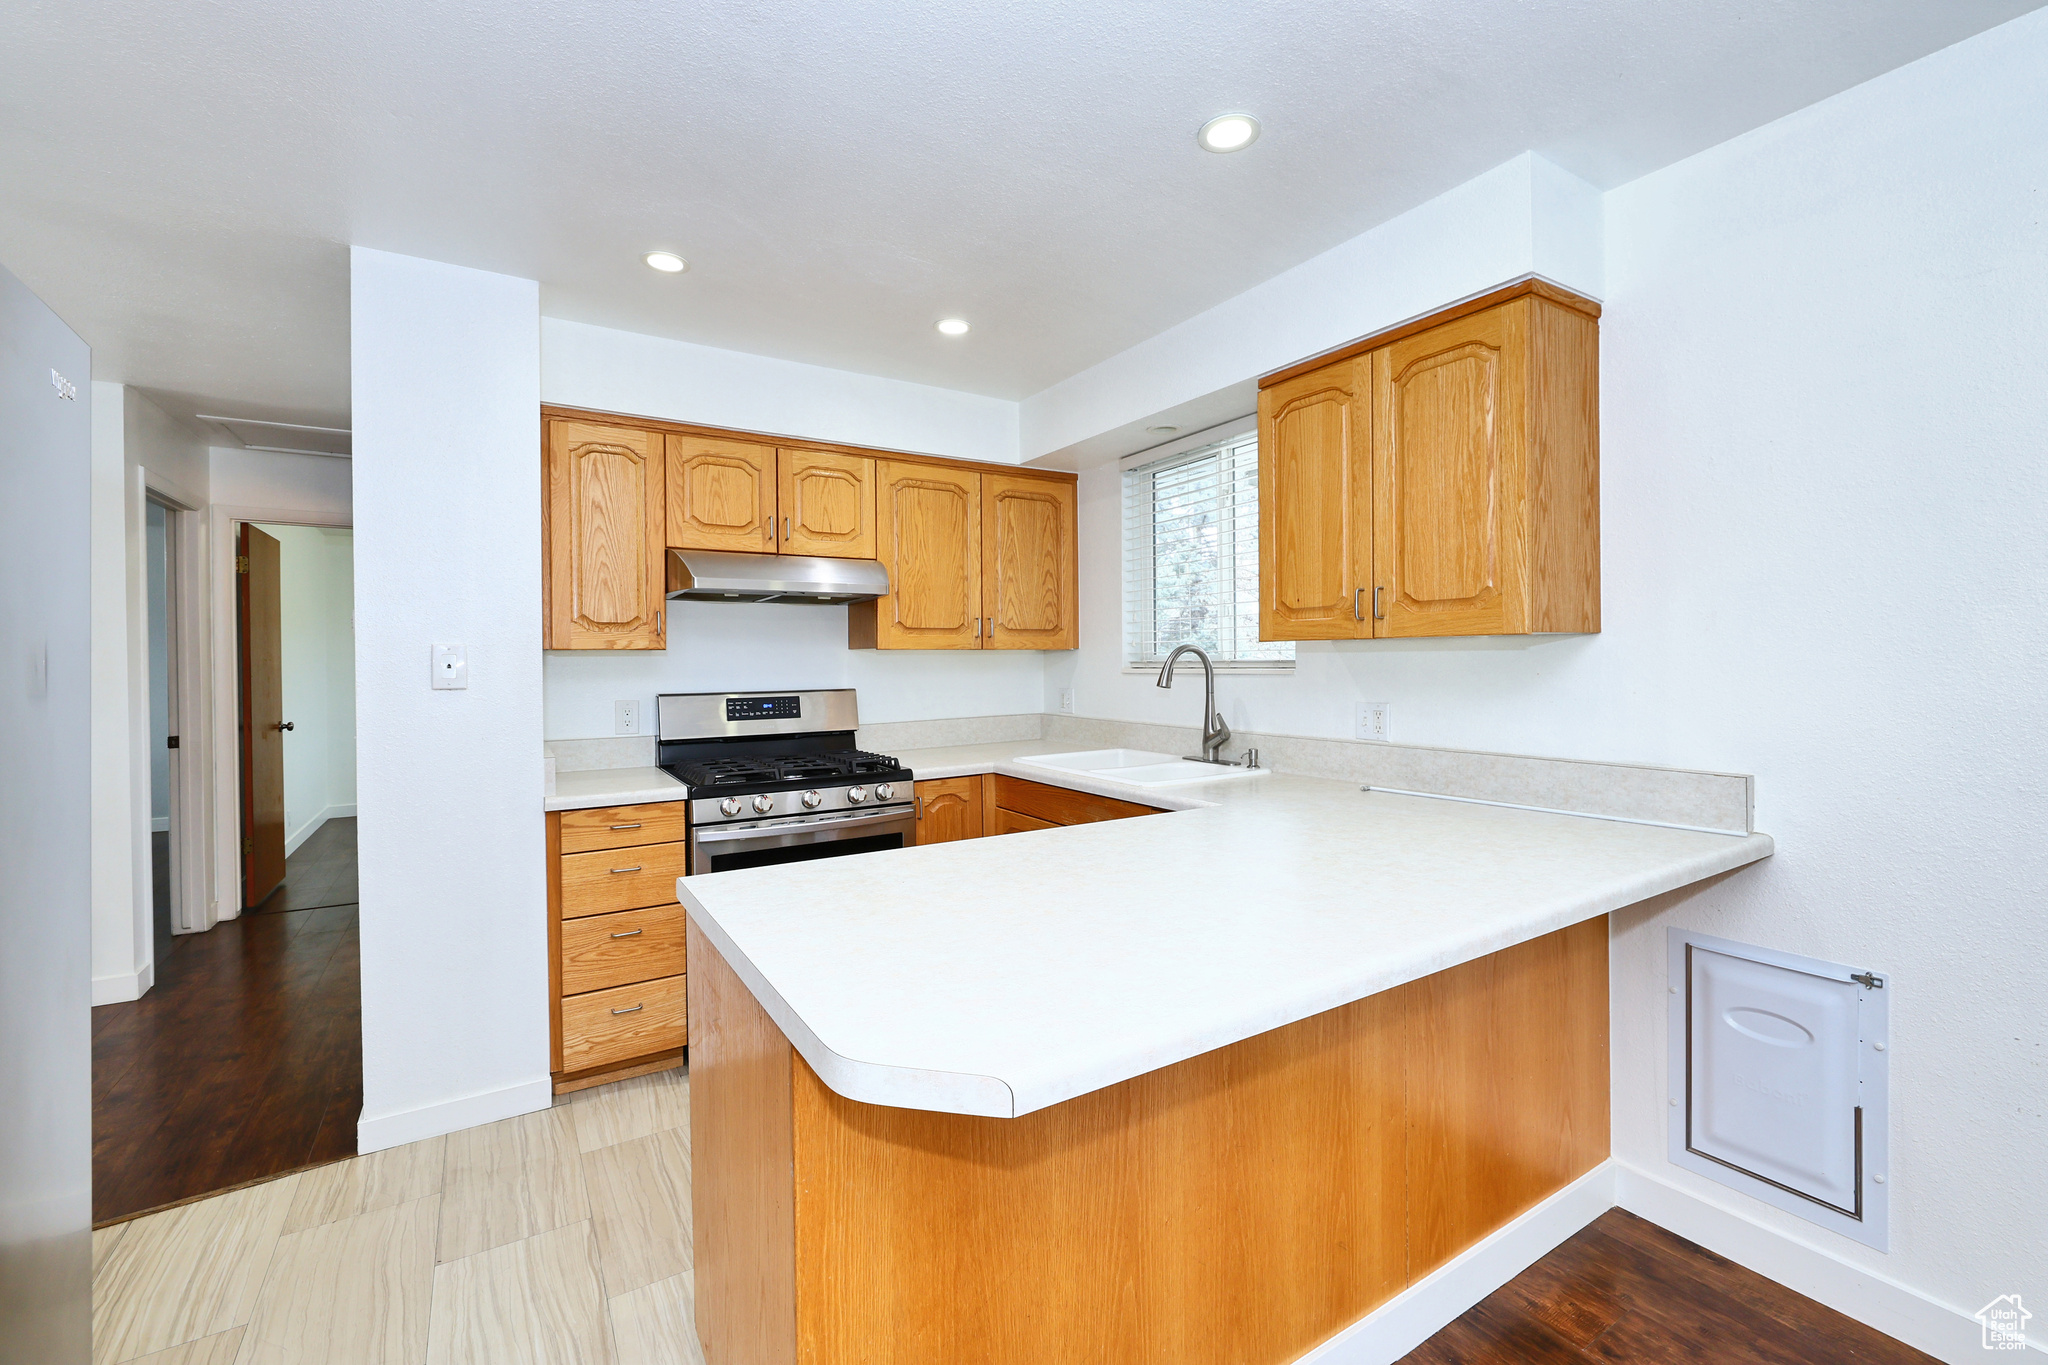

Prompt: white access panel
[{"left": 1667, "top": 930, "right": 1889, "bottom": 1250}]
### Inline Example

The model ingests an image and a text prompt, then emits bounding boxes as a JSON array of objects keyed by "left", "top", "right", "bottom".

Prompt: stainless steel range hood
[{"left": 665, "top": 549, "right": 890, "bottom": 604}]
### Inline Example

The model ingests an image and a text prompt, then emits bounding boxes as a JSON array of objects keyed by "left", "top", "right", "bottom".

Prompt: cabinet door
[
  {"left": 982, "top": 473, "right": 1077, "bottom": 650},
  {"left": 915, "top": 776, "right": 982, "bottom": 844},
  {"left": 865, "top": 461, "right": 982, "bottom": 649},
  {"left": 544, "top": 420, "right": 666, "bottom": 650},
  {"left": 666, "top": 434, "right": 776, "bottom": 552},
  {"left": 1370, "top": 305, "right": 1525, "bottom": 637},
  {"left": 778, "top": 449, "right": 876, "bottom": 559},
  {"left": 1257, "top": 358, "right": 1372, "bottom": 640}
]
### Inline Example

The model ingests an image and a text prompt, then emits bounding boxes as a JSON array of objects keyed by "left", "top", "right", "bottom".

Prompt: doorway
[{"left": 145, "top": 498, "right": 179, "bottom": 966}]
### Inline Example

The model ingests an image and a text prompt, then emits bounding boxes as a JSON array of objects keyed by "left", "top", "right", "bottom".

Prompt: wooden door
[
  {"left": 1258, "top": 357, "right": 1372, "bottom": 640},
  {"left": 778, "top": 450, "right": 875, "bottom": 559},
  {"left": 859, "top": 461, "right": 982, "bottom": 649},
  {"left": 914, "top": 776, "right": 982, "bottom": 844},
  {"left": 1370, "top": 304, "right": 1525, "bottom": 637},
  {"left": 981, "top": 474, "right": 1077, "bottom": 650},
  {"left": 667, "top": 435, "right": 776, "bottom": 552},
  {"left": 545, "top": 421, "right": 666, "bottom": 649},
  {"left": 237, "top": 523, "right": 287, "bottom": 906}
]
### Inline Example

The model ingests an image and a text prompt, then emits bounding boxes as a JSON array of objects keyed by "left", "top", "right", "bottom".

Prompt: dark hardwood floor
[
  {"left": 249, "top": 813, "right": 358, "bottom": 913},
  {"left": 1400, "top": 1209, "right": 1937, "bottom": 1364},
  {"left": 93, "top": 818, "right": 361, "bottom": 1225}
]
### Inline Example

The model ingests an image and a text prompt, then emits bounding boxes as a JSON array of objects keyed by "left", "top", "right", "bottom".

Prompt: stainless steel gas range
[{"left": 656, "top": 689, "right": 916, "bottom": 874}]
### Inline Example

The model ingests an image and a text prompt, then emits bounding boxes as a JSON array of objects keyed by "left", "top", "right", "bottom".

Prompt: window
[{"left": 1123, "top": 430, "right": 1293, "bottom": 671}]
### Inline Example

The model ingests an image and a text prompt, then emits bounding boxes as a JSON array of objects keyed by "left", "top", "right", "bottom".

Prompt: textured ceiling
[{"left": 0, "top": 0, "right": 2038, "bottom": 432}]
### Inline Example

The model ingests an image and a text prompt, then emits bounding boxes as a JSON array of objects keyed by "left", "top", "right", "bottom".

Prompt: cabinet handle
[
  {"left": 1373, "top": 586, "right": 1385, "bottom": 620},
  {"left": 783, "top": 516, "right": 791, "bottom": 541},
  {"left": 1354, "top": 587, "right": 1364, "bottom": 622},
  {"left": 656, "top": 608, "right": 664, "bottom": 637},
  {"left": 608, "top": 865, "right": 642, "bottom": 874},
  {"left": 608, "top": 823, "right": 641, "bottom": 830},
  {"left": 973, "top": 616, "right": 981, "bottom": 639},
  {"left": 609, "top": 928, "right": 643, "bottom": 939},
  {"left": 611, "top": 1003, "right": 644, "bottom": 1015}
]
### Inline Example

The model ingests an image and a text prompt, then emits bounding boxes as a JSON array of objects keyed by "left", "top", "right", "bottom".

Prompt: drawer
[
  {"left": 560, "top": 841, "right": 690, "bottom": 918},
  {"left": 560, "top": 974, "right": 687, "bottom": 1074},
  {"left": 561, "top": 904, "right": 687, "bottom": 996},
  {"left": 989, "top": 775, "right": 1163, "bottom": 826},
  {"left": 991, "top": 806, "right": 1058, "bottom": 835},
  {"left": 560, "top": 801, "right": 691, "bottom": 854}
]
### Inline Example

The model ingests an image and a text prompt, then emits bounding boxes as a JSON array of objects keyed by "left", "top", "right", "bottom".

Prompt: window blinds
[{"left": 1122, "top": 431, "right": 1293, "bottom": 670}]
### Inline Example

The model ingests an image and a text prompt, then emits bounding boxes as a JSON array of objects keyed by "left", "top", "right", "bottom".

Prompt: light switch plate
[
  {"left": 431, "top": 644, "right": 467, "bottom": 690},
  {"left": 1355, "top": 701, "right": 1390, "bottom": 742},
  {"left": 615, "top": 700, "right": 641, "bottom": 735}
]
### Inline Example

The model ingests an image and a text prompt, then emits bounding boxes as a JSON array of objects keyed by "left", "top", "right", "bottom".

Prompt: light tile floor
[{"left": 90, "top": 1068, "right": 703, "bottom": 1365}]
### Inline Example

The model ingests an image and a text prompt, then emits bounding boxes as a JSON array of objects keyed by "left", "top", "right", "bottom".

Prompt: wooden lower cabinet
[
  {"left": 689, "top": 918, "right": 1609, "bottom": 1365},
  {"left": 990, "top": 774, "right": 1162, "bottom": 827},
  {"left": 916, "top": 773, "right": 1163, "bottom": 844},
  {"left": 990, "top": 806, "right": 1057, "bottom": 835},
  {"left": 913, "top": 776, "right": 982, "bottom": 845},
  {"left": 549, "top": 805, "right": 691, "bottom": 1092}
]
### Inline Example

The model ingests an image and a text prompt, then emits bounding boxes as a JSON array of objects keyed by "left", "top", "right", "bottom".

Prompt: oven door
[{"left": 688, "top": 805, "right": 918, "bottom": 874}]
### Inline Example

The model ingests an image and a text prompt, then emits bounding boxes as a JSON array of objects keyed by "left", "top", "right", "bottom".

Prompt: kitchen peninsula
[{"left": 678, "top": 746, "right": 1773, "bottom": 1365}]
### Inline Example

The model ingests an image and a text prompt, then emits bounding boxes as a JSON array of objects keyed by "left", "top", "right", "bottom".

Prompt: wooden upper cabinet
[
  {"left": 778, "top": 449, "right": 876, "bottom": 559},
  {"left": 982, "top": 473, "right": 1077, "bottom": 650},
  {"left": 1256, "top": 281, "right": 1600, "bottom": 641},
  {"left": 544, "top": 420, "right": 667, "bottom": 650},
  {"left": 856, "top": 461, "right": 982, "bottom": 649},
  {"left": 666, "top": 434, "right": 776, "bottom": 552},
  {"left": 1258, "top": 359, "right": 1372, "bottom": 641}
]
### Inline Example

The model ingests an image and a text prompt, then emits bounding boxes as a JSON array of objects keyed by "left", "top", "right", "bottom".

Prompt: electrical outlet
[
  {"left": 1355, "top": 701, "right": 1390, "bottom": 742},
  {"left": 615, "top": 700, "right": 641, "bottom": 735},
  {"left": 1058, "top": 688, "right": 1075, "bottom": 714}
]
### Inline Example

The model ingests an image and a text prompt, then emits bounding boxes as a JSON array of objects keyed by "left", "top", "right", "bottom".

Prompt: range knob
[
  {"left": 718, "top": 797, "right": 743, "bottom": 818},
  {"left": 875, "top": 782, "right": 895, "bottom": 801},
  {"left": 846, "top": 785, "right": 868, "bottom": 804},
  {"left": 751, "top": 794, "right": 775, "bottom": 815},
  {"left": 801, "top": 790, "right": 823, "bottom": 810}
]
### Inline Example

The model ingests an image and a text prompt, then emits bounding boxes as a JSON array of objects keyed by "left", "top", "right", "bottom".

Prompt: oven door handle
[{"left": 689, "top": 807, "right": 915, "bottom": 846}]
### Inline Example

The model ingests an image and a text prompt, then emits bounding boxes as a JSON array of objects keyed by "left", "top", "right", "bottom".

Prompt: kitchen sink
[{"left": 1016, "top": 749, "right": 1260, "bottom": 786}]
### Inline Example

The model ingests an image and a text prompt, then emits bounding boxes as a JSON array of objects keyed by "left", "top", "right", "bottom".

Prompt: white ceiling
[{"left": 0, "top": 0, "right": 2037, "bottom": 434}]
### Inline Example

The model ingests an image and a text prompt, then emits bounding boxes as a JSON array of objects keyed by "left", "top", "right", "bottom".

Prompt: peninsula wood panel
[
  {"left": 689, "top": 918, "right": 799, "bottom": 1365},
  {"left": 544, "top": 420, "right": 666, "bottom": 649},
  {"left": 558, "top": 800, "right": 692, "bottom": 854},
  {"left": 559, "top": 903, "right": 689, "bottom": 997},
  {"left": 989, "top": 806, "right": 1058, "bottom": 835},
  {"left": 1525, "top": 299, "right": 1601, "bottom": 633},
  {"left": 558, "top": 842, "right": 691, "bottom": 918},
  {"left": 853, "top": 461, "right": 982, "bottom": 649},
  {"left": 989, "top": 774, "right": 1162, "bottom": 826},
  {"left": 1259, "top": 358, "right": 1374, "bottom": 640},
  {"left": 559, "top": 974, "right": 687, "bottom": 1073},
  {"left": 667, "top": 434, "right": 777, "bottom": 553},
  {"left": 1371, "top": 305, "right": 1523, "bottom": 637},
  {"left": 982, "top": 472, "right": 1077, "bottom": 650},
  {"left": 778, "top": 449, "right": 876, "bottom": 559},
  {"left": 914, "top": 776, "right": 982, "bottom": 845},
  {"left": 687, "top": 923, "right": 1609, "bottom": 1365}
]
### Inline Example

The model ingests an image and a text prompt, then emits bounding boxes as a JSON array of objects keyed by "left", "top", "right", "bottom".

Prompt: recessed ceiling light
[
  {"left": 1146, "top": 425, "right": 1179, "bottom": 435},
  {"left": 643, "top": 251, "right": 687, "bottom": 273},
  {"left": 1198, "top": 113, "right": 1260, "bottom": 153},
  {"left": 936, "top": 318, "right": 970, "bottom": 336}
]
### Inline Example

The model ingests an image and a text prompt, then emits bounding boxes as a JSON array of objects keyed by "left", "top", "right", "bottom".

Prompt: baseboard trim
[
  {"left": 356, "top": 1075, "right": 554, "bottom": 1154},
  {"left": 151, "top": 815, "right": 170, "bottom": 833},
  {"left": 1295, "top": 1162, "right": 1618, "bottom": 1364},
  {"left": 91, "top": 960, "right": 155, "bottom": 1005},
  {"left": 283, "top": 803, "right": 356, "bottom": 857},
  {"left": 1615, "top": 1161, "right": 2035, "bottom": 1362}
]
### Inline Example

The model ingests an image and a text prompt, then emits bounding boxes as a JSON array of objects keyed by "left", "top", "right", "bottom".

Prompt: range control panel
[{"left": 726, "top": 695, "right": 801, "bottom": 721}]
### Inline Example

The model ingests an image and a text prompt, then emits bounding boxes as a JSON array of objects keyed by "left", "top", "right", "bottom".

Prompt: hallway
[{"left": 93, "top": 819, "right": 361, "bottom": 1225}]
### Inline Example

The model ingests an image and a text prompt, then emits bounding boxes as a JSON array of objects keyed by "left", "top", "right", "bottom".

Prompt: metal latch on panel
[{"left": 1850, "top": 972, "right": 1884, "bottom": 989}]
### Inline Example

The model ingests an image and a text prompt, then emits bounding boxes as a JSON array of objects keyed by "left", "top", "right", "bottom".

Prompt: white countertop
[
  {"left": 676, "top": 740, "right": 1775, "bottom": 1119},
  {"left": 545, "top": 766, "right": 686, "bottom": 812}
]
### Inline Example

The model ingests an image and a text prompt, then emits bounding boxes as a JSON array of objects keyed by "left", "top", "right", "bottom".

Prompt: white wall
[
  {"left": 210, "top": 447, "right": 351, "bottom": 513},
  {"left": 352, "top": 246, "right": 549, "bottom": 1150},
  {"left": 256, "top": 524, "right": 356, "bottom": 853},
  {"left": 1054, "top": 11, "right": 2048, "bottom": 1350}
]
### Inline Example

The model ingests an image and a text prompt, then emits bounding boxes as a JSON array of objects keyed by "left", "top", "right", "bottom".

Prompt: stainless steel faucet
[{"left": 1155, "top": 644, "right": 1234, "bottom": 764}]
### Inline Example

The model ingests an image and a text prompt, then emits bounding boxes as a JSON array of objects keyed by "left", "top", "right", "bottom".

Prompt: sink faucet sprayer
[{"left": 1154, "top": 644, "right": 1254, "bottom": 767}]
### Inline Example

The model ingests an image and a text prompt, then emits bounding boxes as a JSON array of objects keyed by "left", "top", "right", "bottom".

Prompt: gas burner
[{"left": 669, "top": 749, "right": 911, "bottom": 793}]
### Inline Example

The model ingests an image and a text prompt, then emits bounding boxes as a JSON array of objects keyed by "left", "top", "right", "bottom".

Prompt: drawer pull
[
  {"left": 611, "top": 1003, "right": 645, "bottom": 1015},
  {"left": 609, "top": 823, "right": 642, "bottom": 830},
  {"left": 609, "top": 928, "right": 643, "bottom": 939},
  {"left": 609, "top": 866, "right": 642, "bottom": 874}
]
